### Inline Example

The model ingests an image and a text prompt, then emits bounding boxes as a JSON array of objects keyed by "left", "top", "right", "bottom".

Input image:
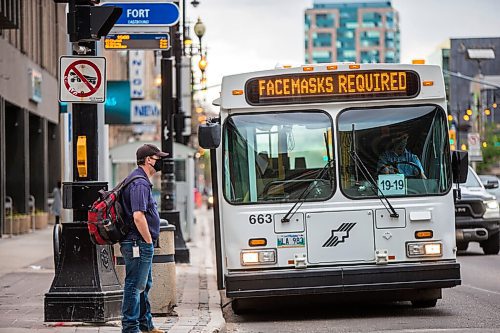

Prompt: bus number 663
[{"left": 249, "top": 214, "right": 272, "bottom": 224}]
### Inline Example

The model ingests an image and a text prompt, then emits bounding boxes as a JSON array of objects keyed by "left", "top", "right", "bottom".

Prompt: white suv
[{"left": 455, "top": 167, "right": 500, "bottom": 255}]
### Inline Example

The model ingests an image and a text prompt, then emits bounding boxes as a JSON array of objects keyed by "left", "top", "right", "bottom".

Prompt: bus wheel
[
  {"left": 231, "top": 299, "right": 248, "bottom": 315},
  {"left": 411, "top": 299, "right": 437, "bottom": 308}
]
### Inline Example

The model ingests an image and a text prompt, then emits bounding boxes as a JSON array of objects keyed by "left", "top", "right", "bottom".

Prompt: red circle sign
[{"left": 63, "top": 60, "right": 102, "bottom": 98}]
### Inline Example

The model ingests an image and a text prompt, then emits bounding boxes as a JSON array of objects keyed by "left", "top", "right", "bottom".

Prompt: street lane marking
[
  {"left": 373, "top": 327, "right": 498, "bottom": 333},
  {"left": 463, "top": 284, "right": 500, "bottom": 296}
]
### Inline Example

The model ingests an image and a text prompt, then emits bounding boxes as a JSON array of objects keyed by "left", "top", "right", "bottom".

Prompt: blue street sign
[{"left": 103, "top": 2, "right": 180, "bottom": 26}]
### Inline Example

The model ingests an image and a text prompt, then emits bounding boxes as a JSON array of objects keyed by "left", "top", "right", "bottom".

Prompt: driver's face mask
[{"left": 394, "top": 141, "right": 407, "bottom": 154}]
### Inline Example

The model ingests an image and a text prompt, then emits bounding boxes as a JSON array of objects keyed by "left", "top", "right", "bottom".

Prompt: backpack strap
[{"left": 118, "top": 175, "right": 149, "bottom": 191}]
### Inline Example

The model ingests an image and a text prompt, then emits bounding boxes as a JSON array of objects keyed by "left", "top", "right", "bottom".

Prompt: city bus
[{"left": 198, "top": 62, "right": 468, "bottom": 313}]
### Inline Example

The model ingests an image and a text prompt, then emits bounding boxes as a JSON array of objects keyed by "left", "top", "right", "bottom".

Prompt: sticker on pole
[{"left": 59, "top": 56, "right": 106, "bottom": 103}]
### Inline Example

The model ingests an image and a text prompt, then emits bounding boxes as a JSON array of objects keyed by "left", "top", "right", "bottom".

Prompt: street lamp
[
  {"left": 198, "top": 54, "right": 207, "bottom": 72},
  {"left": 194, "top": 17, "right": 206, "bottom": 51}
]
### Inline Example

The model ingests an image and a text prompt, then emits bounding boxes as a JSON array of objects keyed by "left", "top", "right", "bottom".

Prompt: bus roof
[{"left": 219, "top": 63, "right": 445, "bottom": 109}]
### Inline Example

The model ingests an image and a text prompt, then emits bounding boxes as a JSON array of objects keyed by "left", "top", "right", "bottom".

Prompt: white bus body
[{"left": 206, "top": 63, "right": 462, "bottom": 308}]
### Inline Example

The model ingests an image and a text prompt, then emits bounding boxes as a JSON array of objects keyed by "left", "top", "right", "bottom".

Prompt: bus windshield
[
  {"left": 338, "top": 105, "right": 452, "bottom": 198},
  {"left": 223, "top": 111, "right": 335, "bottom": 204}
]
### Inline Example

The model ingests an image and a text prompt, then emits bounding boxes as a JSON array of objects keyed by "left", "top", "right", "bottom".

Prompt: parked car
[
  {"left": 478, "top": 174, "right": 500, "bottom": 205},
  {"left": 454, "top": 167, "right": 500, "bottom": 255}
]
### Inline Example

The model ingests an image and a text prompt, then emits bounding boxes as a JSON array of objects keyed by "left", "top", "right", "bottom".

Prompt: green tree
[{"left": 477, "top": 123, "right": 500, "bottom": 174}]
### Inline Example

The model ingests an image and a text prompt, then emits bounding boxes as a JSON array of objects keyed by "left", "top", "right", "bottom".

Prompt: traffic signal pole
[
  {"left": 160, "top": 19, "right": 190, "bottom": 263},
  {"left": 45, "top": 0, "right": 123, "bottom": 323}
]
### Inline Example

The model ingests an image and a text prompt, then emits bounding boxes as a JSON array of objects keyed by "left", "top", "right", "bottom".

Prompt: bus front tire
[
  {"left": 231, "top": 299, "right": 247, "bottom": 315},
  {"left": 411, "top": 299, "right": 438, "bottom": 308}
]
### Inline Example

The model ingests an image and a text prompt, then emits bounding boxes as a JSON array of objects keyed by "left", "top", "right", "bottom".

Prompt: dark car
[{"left": 455, "top": 167, "right": 500, "bottom": 255}]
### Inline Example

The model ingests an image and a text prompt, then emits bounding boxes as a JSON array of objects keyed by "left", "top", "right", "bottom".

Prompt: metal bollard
[{"left": 114, "top": 220, "right": 177, "bottom": 315}]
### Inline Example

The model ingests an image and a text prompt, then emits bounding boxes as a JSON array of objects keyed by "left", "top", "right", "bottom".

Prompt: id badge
[{"left": 132, "top": 245, "right": 140, "bottom": 258}]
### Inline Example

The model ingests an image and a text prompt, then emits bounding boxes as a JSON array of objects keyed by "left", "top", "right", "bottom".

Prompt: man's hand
[
  {"left": 133, "top": 211, "right": 153, "bottom": 244},
  {"left": 380, "top": 165, "right": 397, "bottom": 174}
]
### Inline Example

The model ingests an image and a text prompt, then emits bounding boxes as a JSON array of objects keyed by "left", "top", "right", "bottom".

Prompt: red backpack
[{"left": 87, "top": 175, "right": 147, "bottom": 245}]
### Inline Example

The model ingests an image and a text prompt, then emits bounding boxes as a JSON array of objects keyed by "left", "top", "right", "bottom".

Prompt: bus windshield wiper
[
  {"left": 349, "top": 124, "right": 398, "bottom": 218},
  {"left": 281, "top": 159, "right": 334, "bottom": 223},
  {"left": 348, "top": 151, "right": 399, "bottom": 218}
]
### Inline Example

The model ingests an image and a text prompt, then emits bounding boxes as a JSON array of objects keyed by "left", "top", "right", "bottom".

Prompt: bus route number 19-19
[
  {"left": 249, "top": 214, "right": 272, "bottom": 224},
  {"left": 377, "top": 174, "right": 406, "bottom": 196}
]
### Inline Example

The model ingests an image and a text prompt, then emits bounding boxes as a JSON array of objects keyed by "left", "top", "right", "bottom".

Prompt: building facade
[
  {"left": 305, "top": 0, "right": 400, "bottom": 64},
  {"left": 0, "top": 1, "right": 67, "bottom": 234},
  {"left": 449, "top": 37, "right": 500, "bottom": 159}
]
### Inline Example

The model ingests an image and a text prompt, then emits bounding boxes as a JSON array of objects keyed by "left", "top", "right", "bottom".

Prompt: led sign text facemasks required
[{"left": 245, "top": 70, "right": 420, "bottom": 105}]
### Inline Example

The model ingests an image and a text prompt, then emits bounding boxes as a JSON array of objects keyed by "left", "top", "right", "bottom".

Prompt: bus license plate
[{"left": 277, "top": 234, "right": 305, "bottom": 248}]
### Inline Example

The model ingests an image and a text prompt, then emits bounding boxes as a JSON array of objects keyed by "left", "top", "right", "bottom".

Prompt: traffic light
[
  {"left": 66, "top": 2, "right": 122, "bottom": 42},
  {"left": 449, "top": 128, "right": 456, "bottom": 146}
]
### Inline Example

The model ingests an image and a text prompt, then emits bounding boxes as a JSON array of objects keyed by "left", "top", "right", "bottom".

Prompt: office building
[
  {"left": 305, "top": 0, "right": 400, "bottom": 64},
  {"left": 0, "top": 1, "right": 66, "bottom": 233}
]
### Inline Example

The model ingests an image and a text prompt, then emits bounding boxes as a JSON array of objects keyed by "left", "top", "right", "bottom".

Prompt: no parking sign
[{"left": 59, "top": 56, "right": 106, "bottom": 103}]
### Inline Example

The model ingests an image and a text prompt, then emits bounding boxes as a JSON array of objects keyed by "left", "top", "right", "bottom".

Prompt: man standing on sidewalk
[{"left": 119, "top": 144, "right": 168, "bottom": 333}]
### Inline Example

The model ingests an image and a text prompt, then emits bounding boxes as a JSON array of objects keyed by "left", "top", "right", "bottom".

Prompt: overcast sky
[{"left": 186, "top": 0, "right": 500, "bottom": 108}]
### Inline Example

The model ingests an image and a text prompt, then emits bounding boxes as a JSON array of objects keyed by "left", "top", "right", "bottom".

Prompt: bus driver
[{"left": 377, "top": 133, "right": 426, "bottom": 179}]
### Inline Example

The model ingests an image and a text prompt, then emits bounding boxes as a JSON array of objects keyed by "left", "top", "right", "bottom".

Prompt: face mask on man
[{"left": 148, "top": 157, "right": 163, "bottom": 173}]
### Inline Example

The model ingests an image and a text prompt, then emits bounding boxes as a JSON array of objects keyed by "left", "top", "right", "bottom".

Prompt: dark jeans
[{"left": 120, "top": 240, "right": 155, "bottom": 333}]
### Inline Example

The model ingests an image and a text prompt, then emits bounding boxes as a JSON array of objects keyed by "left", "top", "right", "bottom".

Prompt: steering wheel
[
  {"left": 378, "top": 161, "right": 422, "bottom": 178},
  {"left": 262, "top": 180, "right": 289, "bottom": 200}
]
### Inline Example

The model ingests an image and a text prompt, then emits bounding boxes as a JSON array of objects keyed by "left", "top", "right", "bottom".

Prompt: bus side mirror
[
  {"left": 198, "top": 122, "right": 221, "bottom": 149},
  {"left": 451, "top": 150, "right": 468, "bottom": 184}
]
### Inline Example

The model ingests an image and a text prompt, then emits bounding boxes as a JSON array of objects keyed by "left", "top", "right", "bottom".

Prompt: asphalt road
[{"left": 223, "top": 243, "right": 500, "bottom": 333}]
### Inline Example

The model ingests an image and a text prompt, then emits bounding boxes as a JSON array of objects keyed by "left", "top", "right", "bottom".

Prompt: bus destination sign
[
  {"left": 104, "top": 34, "right": 170, "bottom": 50},
  {"left": 245, "top": 70, "right": 420, "bottom": 105}
]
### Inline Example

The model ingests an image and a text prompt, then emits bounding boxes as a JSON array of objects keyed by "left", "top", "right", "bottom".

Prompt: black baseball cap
[{"left": 136, "top": 144, "right": 169, "bottom": 160}]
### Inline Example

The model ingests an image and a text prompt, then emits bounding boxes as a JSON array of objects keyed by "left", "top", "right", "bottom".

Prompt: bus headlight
[
  {"left": 241, "top": 249, "right": 277, "bottom": 265},
  {"left": 483, "top": 200, "right": 500, "bottom": 219},
  {"left": 406, "top": 242, "right": 442, "bottom": 257}
]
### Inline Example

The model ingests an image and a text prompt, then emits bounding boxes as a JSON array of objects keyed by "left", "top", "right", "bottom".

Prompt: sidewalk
[{"left": 0, "top": 209, "right": 225, "bottom": 333}]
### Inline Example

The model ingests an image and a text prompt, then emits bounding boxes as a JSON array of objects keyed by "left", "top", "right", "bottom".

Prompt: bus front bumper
[{"left": 225, "top": 261, "right": 460, "bottom": 298}]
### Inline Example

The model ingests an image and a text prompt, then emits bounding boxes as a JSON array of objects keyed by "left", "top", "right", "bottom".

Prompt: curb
[{"left": 203, "top": 266, "right": 226, "bottom": 333}]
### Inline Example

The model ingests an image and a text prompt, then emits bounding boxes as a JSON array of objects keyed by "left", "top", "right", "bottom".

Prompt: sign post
[{"left": 103, "top": 0, "right": 189, "bottom": 262}]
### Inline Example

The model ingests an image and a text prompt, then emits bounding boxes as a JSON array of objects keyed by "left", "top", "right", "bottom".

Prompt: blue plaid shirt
[{"left": 377, "top": 149, "right": 424, "bottom": 176}]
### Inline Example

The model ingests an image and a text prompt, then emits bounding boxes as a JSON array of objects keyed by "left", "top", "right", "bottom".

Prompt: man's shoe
[{"left": 141, "top": 328, "right": 165, "bottom": 333}]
